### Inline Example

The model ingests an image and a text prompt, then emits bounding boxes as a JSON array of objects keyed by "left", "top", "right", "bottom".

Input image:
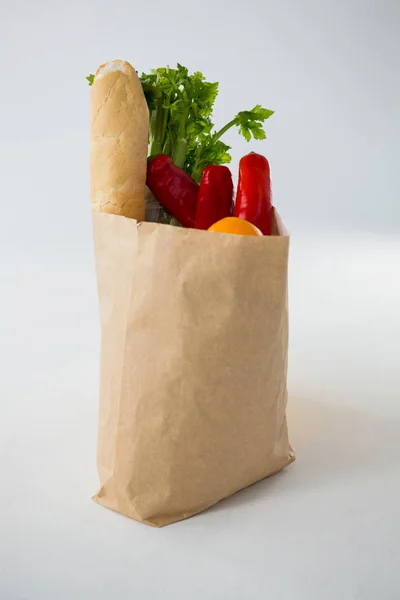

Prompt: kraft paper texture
[{"left": 92, "top": 211, "right": 295, "bottom": 527}]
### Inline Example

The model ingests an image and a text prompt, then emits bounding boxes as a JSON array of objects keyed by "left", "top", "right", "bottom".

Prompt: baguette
[{"left": 90, "top": 59, "right": 148, "bottom": 220}]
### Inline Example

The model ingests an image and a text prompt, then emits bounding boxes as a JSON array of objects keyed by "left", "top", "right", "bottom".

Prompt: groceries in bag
[{"left": 88, "top": 61, "right": 277, "bottom": 234}]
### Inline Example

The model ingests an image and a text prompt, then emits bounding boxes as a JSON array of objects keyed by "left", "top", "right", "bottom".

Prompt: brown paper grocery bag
[{"left": 92, "top": 210, "right": 295, "bottom": 527}]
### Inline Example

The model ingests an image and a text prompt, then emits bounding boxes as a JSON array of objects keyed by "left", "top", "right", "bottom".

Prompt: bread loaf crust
[{"left": 90, "top": 60, "right": 148, "bottom": 220}]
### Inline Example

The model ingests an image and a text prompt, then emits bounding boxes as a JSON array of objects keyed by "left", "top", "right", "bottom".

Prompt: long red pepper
[
  {"left": 234, "top": 152, "right": 273, "bottom": 235},
  {"left": 146, "top": 154, "right": 199, "bottom": 228},
  {"left": 195, "top": 165, "right": 234, "bottom": 230}
]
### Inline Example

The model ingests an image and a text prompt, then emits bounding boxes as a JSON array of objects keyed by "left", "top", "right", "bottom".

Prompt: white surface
[
  {"left": 1, "top": 0, "right": 400, "bottom": 597},
  {"left": 1, "top": 231, "right": 400, "bottom": 600}
]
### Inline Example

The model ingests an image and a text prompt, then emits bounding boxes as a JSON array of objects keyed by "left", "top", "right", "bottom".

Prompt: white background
[{"left": 1, "top": 1, "right": 400, "bottom": 599}]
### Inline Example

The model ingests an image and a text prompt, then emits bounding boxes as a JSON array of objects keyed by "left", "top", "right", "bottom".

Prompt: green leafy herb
[
  {"left": 187, "top": 105, "right": 274, "bottom": 182},
  {"left": 86, "top": 64, "right": 273, "bottom": 183},
  {"left": 140, "top": 65, "right": 221, "bottom": 176}
]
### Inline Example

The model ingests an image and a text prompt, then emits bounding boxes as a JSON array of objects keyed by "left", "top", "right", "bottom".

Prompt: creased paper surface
[{"left": 92, "top": 211, "right": 294, "bottom": 527}]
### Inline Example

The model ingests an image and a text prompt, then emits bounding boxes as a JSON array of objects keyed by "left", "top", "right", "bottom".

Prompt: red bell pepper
[
  {"left": 234, "top": 152, "right": 273, "bottom": 235},
  {"left": 146, "top": 154, "right": 199, "bottom": 228},
  {"left": 195, "top": 165, "right": 234, "bottom": 230}
]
